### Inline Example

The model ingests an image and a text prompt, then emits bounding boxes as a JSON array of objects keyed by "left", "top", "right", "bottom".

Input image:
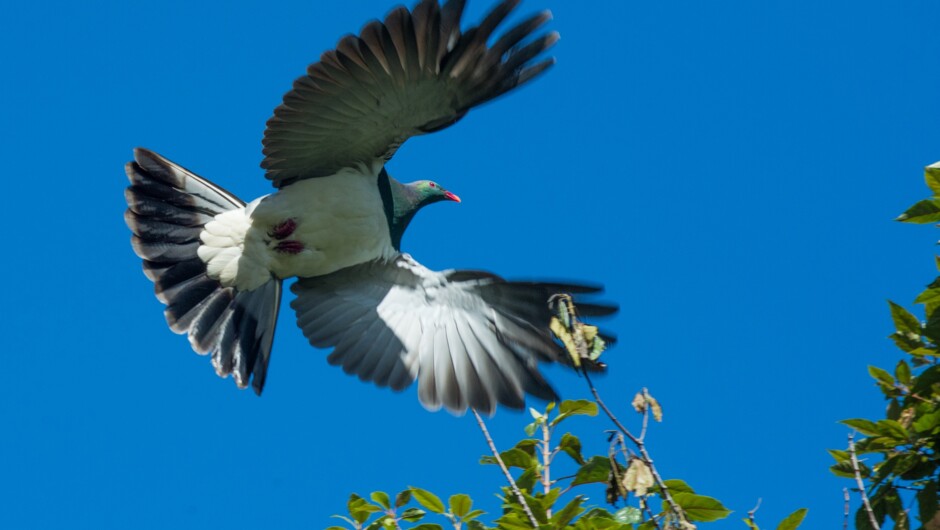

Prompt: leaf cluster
[
  {"left": 331, "top": 398, "right": 804, "bottom": 530},
  {"left": 829, "top": 162, "right": 940, "bottom": 529}
]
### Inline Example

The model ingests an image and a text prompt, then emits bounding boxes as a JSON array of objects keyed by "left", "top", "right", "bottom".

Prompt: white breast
[{"left": 198, "top": 165, "right": 396, "bottom": 291}]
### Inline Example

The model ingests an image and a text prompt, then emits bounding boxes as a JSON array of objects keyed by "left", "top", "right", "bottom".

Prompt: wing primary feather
[
  {"left": 466, "top": 315, "right": 526, "bottom": 410},
  {"left": 453, "top": 316, "right": 496, "bottom": 414},
  {"left": 432, "top": 324, "right": 463, "bottom": 413},
  {"left": 416, "top": 318, "right": 441, "bottom": 410}
]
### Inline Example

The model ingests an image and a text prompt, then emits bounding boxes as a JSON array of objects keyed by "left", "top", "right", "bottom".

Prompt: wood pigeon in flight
[{"left": 124, "top": 0, "right": 616, "bottom": 415}]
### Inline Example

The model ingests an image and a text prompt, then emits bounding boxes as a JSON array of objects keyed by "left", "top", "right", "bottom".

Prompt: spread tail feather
[{"left": 124, "top": 148, "right": 282, "bottom": 394}]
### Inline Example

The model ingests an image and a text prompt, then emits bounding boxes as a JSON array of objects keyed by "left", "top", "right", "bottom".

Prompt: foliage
[
  {"left": 829, "top": 161, "right": 940, "bottom": 529},
  {"left": 331, "top": 298, "right": 807, "bottom": 530}
]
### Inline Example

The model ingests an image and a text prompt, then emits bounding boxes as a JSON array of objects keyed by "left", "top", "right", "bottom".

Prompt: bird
[{"left": 123, "top": 0, "right": 616, "bottom": 415}]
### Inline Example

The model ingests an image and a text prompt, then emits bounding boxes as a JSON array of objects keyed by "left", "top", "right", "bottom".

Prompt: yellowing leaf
[
  {"left": 622, "top": 458, "right": 655, "bottom": 497},
  {"left": 631, "top": 392, "right": 646, "bottom": 414},
  {"left": 550, "top": 316, "right": 580, "bottom": 367},
  {"left": 646, "top": 392, "right": 663, "bottom": 422}
]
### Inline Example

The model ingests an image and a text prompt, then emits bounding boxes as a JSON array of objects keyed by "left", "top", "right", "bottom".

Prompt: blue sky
[{"left": 3, "top": 0, "right": 940, "bottom": 528}]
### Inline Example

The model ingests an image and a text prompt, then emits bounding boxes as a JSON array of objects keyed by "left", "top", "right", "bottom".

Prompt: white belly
[{"left": 198, "top": 167, "right": 396, "bottom": 291}]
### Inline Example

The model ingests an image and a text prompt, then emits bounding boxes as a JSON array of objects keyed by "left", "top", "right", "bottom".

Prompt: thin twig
[
  {"left": 471, "top": 409, "right": 540, "bottom": 528},
  {"left": 539, "top": 420, "right": 552, "bottom": 517},
  {"left": 583, "top": 370, "right": 686, "bottom": 526},
  {"left": 848, "top": 433, "right": 880, "bottom": 530},
  {"left": 843, "top": 488, "right": 850, "bottom": 530},
  {"left": 747, "top": 498, "right": 761, "bottom": 527},
  {"left": 640, "top": 497, "right": 663, "bottom": 530},
  {"left": 540, "top": 422, "right": 552, "bottom": 496},
  {"left": 639, "top": 389, "right": 651, "bottom": 442},
  {"left": 389, "top": 510, "right": 404, "bottom": 530},
  {"left": 607, "top": 439, "right": 628, "bottom": 501}
]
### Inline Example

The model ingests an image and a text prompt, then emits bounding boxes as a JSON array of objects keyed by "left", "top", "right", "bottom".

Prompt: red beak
[{"left": 444, "top": 191, "right": 461, "bottom": 203}]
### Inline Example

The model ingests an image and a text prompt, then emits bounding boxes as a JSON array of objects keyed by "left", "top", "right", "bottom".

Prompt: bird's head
[
  {"left": 409, "top": 180, "right": 461, "bottom": 207},
  {"left": 386, "top": 177, "right": 461, "bottom": 250}
]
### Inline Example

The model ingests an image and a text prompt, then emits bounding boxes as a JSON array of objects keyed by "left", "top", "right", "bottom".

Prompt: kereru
[{"left": 124, "top": 0, "right": 616, "bottom": 415}]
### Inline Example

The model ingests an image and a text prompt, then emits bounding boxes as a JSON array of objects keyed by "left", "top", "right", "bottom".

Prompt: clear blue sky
[{"left": 2, "top": 1, "right": 940, "bottom": 528}]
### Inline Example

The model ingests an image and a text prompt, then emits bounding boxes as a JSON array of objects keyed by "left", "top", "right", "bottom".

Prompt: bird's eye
[{"left": 429, "top": 182, "right": 436, "bottom": 188}]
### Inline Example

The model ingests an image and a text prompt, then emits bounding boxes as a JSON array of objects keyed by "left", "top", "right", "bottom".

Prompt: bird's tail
[{"left": 124, "top": 148, "right": 282, "bottom": 394}]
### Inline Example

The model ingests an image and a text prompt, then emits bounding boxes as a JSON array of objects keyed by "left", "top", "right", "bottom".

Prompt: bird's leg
[
  {"left": 268, "top": 218, "right": 304, "bottom": 253},
  {"left": 269, "top": 218, "right": 297, "bottom": 239},
  {"left": 274, "top": 240, "right": 305, "bottom": 254}
]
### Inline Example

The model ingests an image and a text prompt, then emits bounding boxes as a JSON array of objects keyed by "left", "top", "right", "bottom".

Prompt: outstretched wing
[
  {"left": 290, "top": 255, "right": 616, "bottom": 415},
  {"left": 262, "top": 0, "right": 557, "bottom": 187}
]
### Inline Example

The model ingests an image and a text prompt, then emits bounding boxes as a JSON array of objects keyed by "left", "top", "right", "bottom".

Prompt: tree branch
[
  {"left": 471, "top": 409, "right": 540, "bottom": 528},
  {"left": 848, "top": 432, "right": 880, "bottom": 530},
  {"left": 747, "top": 498, "right": 761, "bottom": 528},
  {"left": 583, "top": 370, "right": 686, "bottom": 526},
  {"left": 843, "top": 488, "right": 850, "bottom": 530}
]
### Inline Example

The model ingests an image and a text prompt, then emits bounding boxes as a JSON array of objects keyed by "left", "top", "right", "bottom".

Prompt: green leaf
[
  {"left": 925, "top": 162, "right": 940, "bottom": 195},
  {"left": 662, "top": 478, "right": 695, "bottom": 494},
  {"left": 613, "top": 507, "right": 642, "bottom": 524},
  {"left": 670, "top": 492, "right": 732, "bottom": 522},
  {"left": 829, "top": 461, "right": 857, "bottom": 478},
  {"left": 496, "top": 513, "right": 536, "bottom": 530},
  {"left": 896, "top": 199, "right": 940, "bottom": 223},
  {"left": 517, "top": 492, "right": 548, "bottom": 524},
  {"left": 348, "top": 494, "right": 382, "bottom": 524},
  {"left": 926, "top": 309, "right": 940, "bottom": 345},
  {"left": 467, "top": 521, "right": 489, "bottom": 530},
  {"left": 868, "top": 365, "right": 895, "bottom": 388},
  {"left": 742, "top": 518, "right": 759, "bottom": 530},
  {"left": 840, "top": 418, "right": 881, "bottom": 436},
  {"left": 552, "top": 496, "right": 586, "bottom": 529},
  {"left": 875, "top": 419, "right": 909, "bottom": 441},
  {"left": 912, "top": 365, "right": 940, "bottom": 395},
  {"left": 558, "top": 433, "right": 586, "bottom": 465},
  {"left": 551, "top": 400, "right": 599, "bottom": 426},
  {"left": 524, "top": 422, "right": 538, "bottom": 437},
  {"left": 913, "top": 408, "right": 940, "bottom": 433},
  {"left": 890, "top": 331, "right": 924, "bottom": 353},
  {"left": 400, "top": 508, "right": 426, "bottom": 523},
  {"left": 571, "top": 456, "right": 612, "bottom": 486},
  {"left": 827, "top": 449, "right": 850, "bottom": 463},
  {"left": 449, "top": 494, "right": 471, "bottom": 518},
  {"left": 775, "top": 508, "right": 808, "bottom": 530},
  {"left": 410, "top": 524, "right": 444, "bottom": 530},
  {"left": 513, "top": 439, "right": 539, "bottom": 454},
  {"left": 502, "top": 448, "right": 538, "bottom": 470},
  {"left": 516, "top": 468, "right": 538, "bottom": 493},
  {"left": 370, "top": 491, "right": 391, "bottom": 510},
  {"left": 409, "top": 487, "right": 446, "bottom": 514},
  {"left": 364, "top": 515, "right": 392, "bottom": 530},
  {"left": 395, "top": 489, "right": 412, "bottom": 508},
  {"left": 915, "top": 286, "right": 940, "bottom": 306},
  {"left": 889, "top": 302, "right": 923, "bottom": 335},
  {"left": 895, "top": 360, "right": 912, "bottom": 386},
  {"left": 479, "top": 447, "right": 536, "bottom": 470},
  {"left": 918, "top": 481, "right": 938, "bottom": 524},
  {"left": 463, "top": 509, "right": 486, "bottom": 521}
]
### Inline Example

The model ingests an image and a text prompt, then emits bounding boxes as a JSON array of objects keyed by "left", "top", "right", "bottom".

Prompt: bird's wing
[
  {"left": 290, "top": 255, "right": 616, "bottom": 415},
  {"left": 262, "top": 0, "right": 557, "bottom": 187}
]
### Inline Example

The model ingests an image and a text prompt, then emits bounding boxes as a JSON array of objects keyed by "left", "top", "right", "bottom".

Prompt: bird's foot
[
  {"left": 269, "top": 218, "right": 297, "bottom": 239},
  {"left": 274, "top": 240, "right": 305, "bottom": 254}
]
